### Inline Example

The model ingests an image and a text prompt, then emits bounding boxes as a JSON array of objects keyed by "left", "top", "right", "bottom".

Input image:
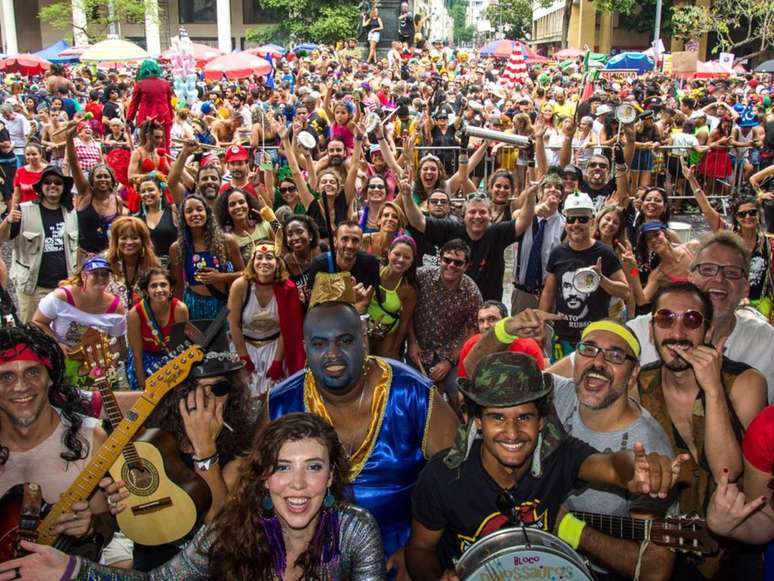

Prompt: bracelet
[
  {"left": 557, "top": 513, "right": 586, "bottom": 550},
  {"left": 355, "top": 135, "right": 363, "bottom": 141},
  {"left": 493, "top": 318, "right": 518, "bottom": 344},
  {"left": 60, "top": 554, "right": 78, "bottom": 581},
  {"left": 633, "top": 539, "right": 650, "bottom": 581},
  {"left": 192, "top": 452, "right": 220, "bottom": 471},
  {"left": 629, "top": 267, "right": 640, "bottom": 277}
]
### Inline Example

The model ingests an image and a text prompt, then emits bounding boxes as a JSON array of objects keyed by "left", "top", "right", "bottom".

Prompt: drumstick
[{"left": 171, "top": 138, "right": 222, "bottom": 151}]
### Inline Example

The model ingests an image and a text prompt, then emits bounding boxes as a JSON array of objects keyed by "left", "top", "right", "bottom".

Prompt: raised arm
[
  {"left": 167, "top": 139, "right": 197, "bottom": 205},
  {"left": 345, "top": 120, "right": 367, "bottom": 204},
  {"left": 398, "top": 170, "right": 426, "bottom": 232},
  {"left": 684, "top": 163, "right": 722, "bottom": 231},
  {"left": 64, "top": 123, "right": 92, "bottom": 204},
  {"left": 282, "top": 127, "right": 315, "bottom": 210}
]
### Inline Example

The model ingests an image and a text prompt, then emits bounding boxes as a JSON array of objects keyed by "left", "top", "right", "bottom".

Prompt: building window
[
  {"left": 243, "top": 0, "right": 281, "bottom": 24},
  {"left": 179, "top": 0, "right": 216, "bottom": 23}
]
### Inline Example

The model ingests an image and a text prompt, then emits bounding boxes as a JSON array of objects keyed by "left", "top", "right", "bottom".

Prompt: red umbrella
[
  {"left": 0, "top": 53, "right": 51, "bottom": 76},
  {"left": 57, "top": 45, "right": 91, "bottom": 58},
  {"left": 160, "top": 43, "right": 223, "bottom": 67},
  {"left": 245, "top": 45, "right": 285, "bottom": 59},
  {"left": 203, "top": 52, "right": 272, "bottom": 80}
]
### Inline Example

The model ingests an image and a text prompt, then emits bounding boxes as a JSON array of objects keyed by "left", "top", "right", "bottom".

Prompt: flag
[
  {"left": 264, "top": 53, "right": 275, "bottom": 89},
  {"left": 499, "top": 42, "right": 528, "bottom": 91}
]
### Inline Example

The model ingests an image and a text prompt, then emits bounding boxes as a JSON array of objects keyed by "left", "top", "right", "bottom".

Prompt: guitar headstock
[
  {"left": 143, "top": 345, "right": 204, "bottom": 403},
  {"left": 79, "top": 329, "right": 117, "bottom": 379},
  {"left": 651, "top": 515, "right": 719, "bottom": 556}
]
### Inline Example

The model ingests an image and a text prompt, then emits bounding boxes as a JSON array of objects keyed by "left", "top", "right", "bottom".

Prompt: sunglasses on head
[
  {"left": 466, "top": 192, "right": 489, "bottom": 202},
  {"left": 279, "top": 185, "right": 297, "bottom": 194},
  {"left": 653, "top": 308, "right": 705, "bottom": 330},
  {"left": 566, "top": 215, "right": 591, "bottom": 224},
  {"left": 441, "top": 256, "right": 466, "bottom": 268},
  {"left": 736, "top": 209, "right": 758, "bottom": 219}
]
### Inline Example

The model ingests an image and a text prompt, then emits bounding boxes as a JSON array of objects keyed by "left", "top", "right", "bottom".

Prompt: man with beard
[
  {"left": 406, "top": 351, "right": 687, "bottom": 580},
  {"left": 0, "top": 324, "right": 113, "bottom": 561},
  {"left": 462, "top": 311, "right": 677, "bottom": 579},
  {"left": 307, "top": 221, "right": 380, "bottom": 312},
  {"left": 265, "top": 272, "right": 459, "bottom": 579},
  {"left": 401, "top": 175, "right": 535, "bottom": 301},
  {"left": 168, "top": 139, "right": 223, "bottom": 209},
  {"left": 637, "top": 282, "right": 766, "bottom": 577},
  {"left": 219, "top": 145, "right": 258, "bottom": 198},
  {"left": 552, "top": 231, "right": 774, "bottom": 403},
  {"left": 539, "top": 192, "right": 629, "bottom": 360},
  {"left": 314, "top": 138, "right": 349, "bottom": 184},
  {"left": 559, "top": 121, "right": 634, "bottom": 211}
]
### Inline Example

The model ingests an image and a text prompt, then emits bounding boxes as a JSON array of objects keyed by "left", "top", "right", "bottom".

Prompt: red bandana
[{"left": 0, "top": 344, "right": 53, "bottom": 369}]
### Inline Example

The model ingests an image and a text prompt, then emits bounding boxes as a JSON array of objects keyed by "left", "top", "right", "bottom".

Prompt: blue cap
[
  {"left": 641, "top": 221, "right": 667, "bottom": 234},
  {"left": 82, "top": 257, "right": 111, "bottom": 272}
]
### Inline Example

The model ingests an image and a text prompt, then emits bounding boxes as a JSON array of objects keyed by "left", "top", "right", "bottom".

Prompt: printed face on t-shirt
[{"left": 560, "top": 270, "right": 589, "bottom": 317}]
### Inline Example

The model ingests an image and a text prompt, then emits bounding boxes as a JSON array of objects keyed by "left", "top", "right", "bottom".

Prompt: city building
[{"left": 530, "top": 0, "right": 709, "bottom": 59}]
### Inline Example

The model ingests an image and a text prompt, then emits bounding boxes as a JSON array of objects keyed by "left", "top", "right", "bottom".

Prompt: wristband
[
  {"left": 557, "top": 513, "right": 587, "bottom": 550},
  {"left": 493, "top": 318, "right": 519, "bottom": 344},
  {"left": 629, "top": 267, "right": 640, "bottom": 277},
  {"left": 61, "top": 555, "right": 78, "bottom": 581},
  {"left": 192, "top": 452, "right": 220, "bottom": 471}
]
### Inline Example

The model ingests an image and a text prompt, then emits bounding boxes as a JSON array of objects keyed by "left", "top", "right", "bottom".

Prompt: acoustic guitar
[
  {"left": 81, "top": 333, "right": 211, "bottom": 546},
  {"left": 31, "top": 345, "right": 203, "bottom": 549},
  {"left": 571, "top": 511, "right": 719, "bottom": 555},
  {"left": 0, "top": 483, "right": 44, "bottom": 562}
]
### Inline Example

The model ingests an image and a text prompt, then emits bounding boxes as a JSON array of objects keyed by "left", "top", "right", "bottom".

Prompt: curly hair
[
  {"left": 214, "top": 188, "right": 264, "bottom": 231},
  {"left": 146, "top": 373, "right": 256, "bottom": 466},
  {"left": 414, "top": 156, "right": 447, "bottom": 202},
  {"left": 281, "top": 214, "right": 320, "bottom": 253},
  {"left": 87, "top": 164, "right": 117, "bottom": 193},
  {"left": 176, "top": 194, "right": 229, "bottom": 272},
  {"left": 205, "top": 413, "right": 350, "bottom": 581},
  {"left": 0, "top": 325, "right": 90, "bottom": 466}
]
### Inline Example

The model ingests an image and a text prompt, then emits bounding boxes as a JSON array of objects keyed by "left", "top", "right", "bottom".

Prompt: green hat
[
  {"left": 457, "top": 352, "right": 553, "bottom": 408},
  {"left": 445, "top": 352, "right": 566, "bottom": 473}
]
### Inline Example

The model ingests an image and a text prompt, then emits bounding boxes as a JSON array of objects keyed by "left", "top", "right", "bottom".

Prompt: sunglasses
[
  {"left": 653, "top": 309, "right": 705, "bottom": 330},
  {"left": 42, "top": 178, "right": 64, "bottom": 186},
  {"left": 429, "top": 198, "right": 449, "bottom": 205},
  {"left": 566, "top": 215, "right": 591, "bottom": 224},
  {"left": 441, "top": 256, "right": 466, "bottom": 268},
  {"left": 210, "top": 380, "right": 231, "bottom": 397},
  {"left": 587, "top": 162, "right": 609, "bottom": 169},
  {"left": 279, "top": 185, "right": 297, "bottom": 194},
  {"left": 576, "top": 341, "right": 635, "bottom": 365},
  {"left": 736, "top": 209, "right": 758, "bottom": 219},
  {"left": 367, "top": 183, "right": 386, "bottom": 190}
]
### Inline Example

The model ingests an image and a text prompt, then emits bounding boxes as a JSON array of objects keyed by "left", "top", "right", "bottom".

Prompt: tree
[
  {"left": 484, "top": 0, "right": 532, "bottom": 40},
  {"left": 39, "top": 0, "right": 148, "bottom": 43},
  {"left": 449, "top": 1, "right": 475, "bottom": 44},
  {"left": 246, "top": 0, "right": 360, "bottom": 45},
  {"left": 671, "top": 0, "right": 773, "bottom": 62}
]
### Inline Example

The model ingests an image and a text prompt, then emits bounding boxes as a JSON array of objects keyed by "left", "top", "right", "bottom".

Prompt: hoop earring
[{"left": 530, "top": 430, "right": 544, "bottom": 478}]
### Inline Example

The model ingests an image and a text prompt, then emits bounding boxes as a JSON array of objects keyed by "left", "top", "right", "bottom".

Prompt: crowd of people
[{"left": 0, "top": 31, "right": 773, "bottom": 581}]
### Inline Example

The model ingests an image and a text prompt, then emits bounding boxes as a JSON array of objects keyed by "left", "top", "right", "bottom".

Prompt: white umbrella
[{"left": 80, "top": 37, "right": 149, "bottom": 62}]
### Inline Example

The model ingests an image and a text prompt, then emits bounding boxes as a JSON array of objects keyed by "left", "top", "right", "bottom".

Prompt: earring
[
  {"left": 261, "top": 495, "right": 274, "bottom": 512},
  {"left": 323, "top": 488, "right": 335, "bottom": 509},
  {"left": 530, "top": 430, "right": 544, "bottom": 478}
]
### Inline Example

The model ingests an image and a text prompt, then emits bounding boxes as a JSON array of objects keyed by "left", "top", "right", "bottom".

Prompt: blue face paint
[{"left": 303, "top": 304, "right": 365, "bottom": 393}]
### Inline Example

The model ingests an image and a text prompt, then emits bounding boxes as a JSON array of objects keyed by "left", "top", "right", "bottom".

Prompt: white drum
[
  {"left": 668, "top": 221, "right": 693, "bottom": 244},
  {"left": 455, "top": 527, "right": 593, "bottom": 581}
]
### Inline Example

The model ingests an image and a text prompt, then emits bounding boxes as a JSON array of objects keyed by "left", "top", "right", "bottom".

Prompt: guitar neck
[
  {"left": 95, "top": 373, "right": 144, "bottom": 469},
  {"left": 572, "top": 511, "right": 651, "bottom": 542},
  {"left": 36, "top": 394, "right": 160, "bottom": 545}
]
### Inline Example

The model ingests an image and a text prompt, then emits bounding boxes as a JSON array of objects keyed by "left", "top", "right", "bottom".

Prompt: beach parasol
[
  {"left": 160, "top": 42, "right": 222, "bottom": 67},
  {"left": 203, "top": 52, "right": 272, "bottom": 80},
  {"left": 754, "top": 60, "right": 774, "bottom": 73},
  {"left": 56, "top": 44, "right": 92, "bottom": 63},
  {"left": 245, "top": 44, "right": 286, "bottom": 59},
  {"left": 79, "top": 37, "right": 149, "bottom": 62},
  {"left": 555, "top": 47, "right": 584, "bottom": 60},
  {"left": 0, "top": 54, "right": 51, "bottom": 76}
]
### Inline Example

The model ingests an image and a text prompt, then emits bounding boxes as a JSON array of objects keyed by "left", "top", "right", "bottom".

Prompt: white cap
[
  {"left": 563, "top": 192, "right": 595, "bottom": 214},
  {"left": 596, "top": 104, "right": 613, "bottom": 116}
]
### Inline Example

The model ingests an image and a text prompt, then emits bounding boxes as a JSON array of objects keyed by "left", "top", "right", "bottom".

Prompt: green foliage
[
  {"left": 671, "top": 0, "right": 773, "bottom": 59},
  {"left": 250, "top": 0, "right": 360, "bottom": 44},
  {"left": 449, "top": 2, "right": 474, "bottom": 43},
  {"left": 595, "top": 0, "right": 675, "bottom": 37},
  {"left": 484, "top": 0, "right": 532, "bottom": 39},
  {"left": 38, "top": 0, "right": 149, "bottom": 42}
]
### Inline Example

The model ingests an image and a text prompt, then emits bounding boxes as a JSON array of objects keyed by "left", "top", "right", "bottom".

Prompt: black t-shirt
[
  {"left": 307, "top": 251, "right": 380, "bottom": 289},
  {"left": 546, "top": 241, "right": 622, "bottom": 342},
  {"left": 412, "top": 438, "right": 597, "bottom": 570},
  {"left": 423, "top": 218, "right": 521, "bottom": 301},
  {"left": 102, "top": 101, "right": 121, "bottom": 121},
  {"left": 579, "top": 177, "right": 616, "bottom": 209},
  {"left": 10, "top": 206, "right": 68, "bottom": 288},
  {"left": 304, "top": 193, "right": 349, "bottom": 240}
]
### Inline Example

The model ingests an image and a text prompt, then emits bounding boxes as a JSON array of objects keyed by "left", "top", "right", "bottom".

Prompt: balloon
[{"left": 174, "top": 88, "right": 186, "bottom": 100}]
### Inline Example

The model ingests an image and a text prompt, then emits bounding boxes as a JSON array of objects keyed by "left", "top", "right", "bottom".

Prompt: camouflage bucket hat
[{"left": 457, "top": 352, "right": 553, "bottom": 408}]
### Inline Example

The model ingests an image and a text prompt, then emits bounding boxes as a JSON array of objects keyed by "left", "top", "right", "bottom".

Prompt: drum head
[
  {"left": 297, "top": 131, "right": 316, "bottom": 150},
  {"left": 572, "top": 267, "right": 600, "bottom": 294},
  {"left": 456, "top": 527, "right": 593, "bottom": 581}
]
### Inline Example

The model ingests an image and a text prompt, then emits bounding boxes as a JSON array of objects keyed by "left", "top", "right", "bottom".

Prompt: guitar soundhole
[{"left": 122, "top": 460, "right": 160, "bottom": 497}]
